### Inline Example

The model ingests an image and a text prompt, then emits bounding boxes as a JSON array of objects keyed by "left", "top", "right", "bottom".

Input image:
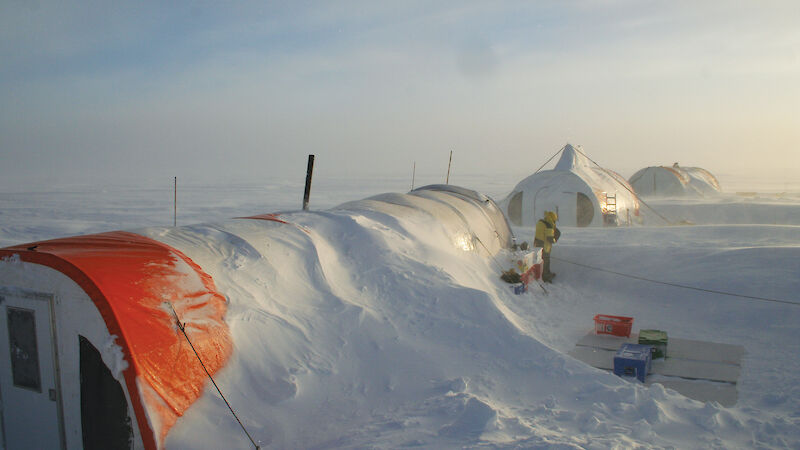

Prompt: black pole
[
  {"left": 446, "top": 150, "right": 453, "bottom": 184},
  {"left": 411, "top": 161, "right": 416, "bottom": 191},
  {"left": 303, "top": 155, "right": 315, "bottom": 210},
  {"left": 173, "top": 176, "right": 177, "bottom": 227}
]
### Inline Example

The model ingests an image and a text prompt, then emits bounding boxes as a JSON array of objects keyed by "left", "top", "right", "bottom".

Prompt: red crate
[
  {"left": 594, "top": 314, "right": 634, "bottom": 337},
  {"left": 521, "top": 263, "right": 542, "bottom": 286}
]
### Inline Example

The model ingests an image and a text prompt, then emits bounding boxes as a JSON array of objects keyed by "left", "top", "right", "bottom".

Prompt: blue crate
[{"left": 613, "top": 343, "right": 652, "bottom": 382}]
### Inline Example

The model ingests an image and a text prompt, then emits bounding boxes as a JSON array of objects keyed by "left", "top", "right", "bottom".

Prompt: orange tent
[{"left": 0, "top": 231, "right": 231, "bottom": 449}]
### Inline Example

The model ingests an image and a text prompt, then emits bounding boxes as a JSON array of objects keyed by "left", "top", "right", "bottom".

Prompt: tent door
[
  {"left": 80, "top": 335, "right": 133, "bottom": 450},
  {"left": 576, "top": 193, "right": 594, "bottom": 227},
  {"left": 0, "top": 289, "right": 65, "bottom": 450}
]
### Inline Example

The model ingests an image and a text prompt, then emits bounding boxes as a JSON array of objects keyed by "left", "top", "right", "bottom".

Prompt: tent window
[
  {"left": 576, "top": 193, "right": 594, "bottom": 227},
  {"left": 7, "top": 306, "right": 42, "bottom": 392},
  {"left": 508, "top": 191, "right": 523, "bottom": 226},
  {"left": 80, "top": 335, "right": 133, "bottom": 450}
]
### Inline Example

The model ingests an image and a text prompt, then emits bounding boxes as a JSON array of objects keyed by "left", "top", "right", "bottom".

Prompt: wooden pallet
[{"left": 568, "top": 332, "right": 744, "bottom": 406}]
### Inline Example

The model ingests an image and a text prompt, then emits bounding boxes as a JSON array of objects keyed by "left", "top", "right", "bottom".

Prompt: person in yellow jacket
[{"left": 534, "top": 211, "right": 561, "bottom": 282}]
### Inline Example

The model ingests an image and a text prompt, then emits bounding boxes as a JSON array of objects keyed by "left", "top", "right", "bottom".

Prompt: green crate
[{"left": 638, "top": 329, "right": 668, "bottom": 359}]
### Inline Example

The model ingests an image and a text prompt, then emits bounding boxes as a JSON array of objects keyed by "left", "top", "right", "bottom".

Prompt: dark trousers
[{"left": 542, "top": 251, "right": 553, "bottom": 280}]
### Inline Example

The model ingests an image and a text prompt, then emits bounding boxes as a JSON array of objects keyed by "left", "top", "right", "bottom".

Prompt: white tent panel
[
  {"left": 628, "top": 166, "right": 689, "bottom": 197},
  {"left": 503, "top": 171, "right": 603, "bottom": 228},
  {"left": 682, "top": 167, "right": 721, "bottom": 195},
  {"left": 0, "top": 260, "right": 143, "bottom": 450}
]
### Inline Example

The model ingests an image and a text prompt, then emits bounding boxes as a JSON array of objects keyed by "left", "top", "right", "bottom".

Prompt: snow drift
[
  {"left": 1, "top": 180, "right": 798, "bottom": 449},
  {"left": 0, "top": 184, "right": 514, "bottom": 449}
]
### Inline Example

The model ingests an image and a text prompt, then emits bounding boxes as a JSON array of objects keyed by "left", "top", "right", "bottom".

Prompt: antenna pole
[{"left": 446, "top": 150, "right": 453, "bottom": 184}]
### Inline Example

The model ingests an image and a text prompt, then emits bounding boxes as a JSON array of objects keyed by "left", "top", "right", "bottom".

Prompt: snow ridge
[{"left": 135, "top": 202, "right": 800, "bottom": 449}]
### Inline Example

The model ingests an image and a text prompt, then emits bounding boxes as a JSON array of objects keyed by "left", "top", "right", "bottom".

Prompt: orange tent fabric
[
  {"left": 239, "top": 212, "right": 309, "bottom": 233},
  {"left": 1, "top": 231, "right": 232, "bottom": 449}
]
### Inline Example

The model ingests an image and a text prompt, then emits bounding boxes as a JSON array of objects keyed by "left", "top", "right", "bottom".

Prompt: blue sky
[{"left": 1, "top": 1, "right": 798, "bottom": 186}]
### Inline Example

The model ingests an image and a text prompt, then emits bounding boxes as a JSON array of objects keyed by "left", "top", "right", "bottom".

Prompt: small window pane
[{"left": 7, "top": 307, "right": 42, "bottom": 391}]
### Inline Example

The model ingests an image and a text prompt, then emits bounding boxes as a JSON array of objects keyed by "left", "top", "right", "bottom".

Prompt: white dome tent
[
  {"left": 499, "top": 144, "right": 640, "bottom": 227},
  {"left": 681, "top": 166, "right": 722, "bottom": 195},
  {"left": 629, "top": 163, "right": 721, "bottom": 197}
]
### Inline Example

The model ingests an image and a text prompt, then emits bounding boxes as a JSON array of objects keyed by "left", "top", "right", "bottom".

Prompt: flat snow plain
[{"left": 1, "top": 173, "right": 798, "bottom": 449}]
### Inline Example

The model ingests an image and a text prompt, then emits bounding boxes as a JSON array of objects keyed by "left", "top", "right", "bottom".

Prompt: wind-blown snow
[
  {"left": 101, "top": 335, "right": 129, "bottom": 381},
  {"left": 1, "top": 174, "right": 799, "bottom": 449}
]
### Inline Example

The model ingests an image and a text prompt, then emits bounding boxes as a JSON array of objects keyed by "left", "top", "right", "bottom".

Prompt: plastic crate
[
  {"left": 521, "top": 263, "right": 542, "bottom": 285},
  {"left": 638, "top": 329, "right": 668, "bottom": 359},
  {"left": 594, "top": 314, "right": 634, "bottom": 337},
  {"left": 613, "top": 343, "right": 652, "bottom": 382},
  {"left": 511, "top": 283, "right": 526, "bottom": 295}
]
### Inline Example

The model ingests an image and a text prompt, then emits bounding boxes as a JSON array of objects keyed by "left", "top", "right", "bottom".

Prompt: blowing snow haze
[
  {"left": 2, "top": 4, "right": 800, "bottom": 448},
  {"left": 1, "top": 1, "right": 799, "bottom": 187}
]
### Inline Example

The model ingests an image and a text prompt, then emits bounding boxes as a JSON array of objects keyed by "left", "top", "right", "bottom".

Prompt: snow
[
  {"left": 1, "top": 173, "right": 799, "bottom": 449},
  {"left": 101, "top": 335, "right": 129, "bottom": 381}
]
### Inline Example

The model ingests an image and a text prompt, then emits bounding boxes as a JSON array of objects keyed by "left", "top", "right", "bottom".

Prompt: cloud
[
  {"left": 456, "top": 37, "right": 500, "bottom": 80},
  {"left": 1, "top": 1, "right": 798, "bottom": 185}
]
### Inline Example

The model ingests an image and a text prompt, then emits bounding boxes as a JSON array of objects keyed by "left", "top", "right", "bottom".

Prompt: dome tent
[
  {"left": 499, "top": 144, "right": 640, "bottom": 227},
  {"left": 681, "top": 166, "right": 721, "bottom": 195},
  {"left": 629, "top": 163, "right": 721, "bottom": 197}
]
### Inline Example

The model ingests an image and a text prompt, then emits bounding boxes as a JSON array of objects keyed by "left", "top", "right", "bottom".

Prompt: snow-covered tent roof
[
  {"left": 0, "top": 185, "right": 512, "bottom": 450},
  {"left": 629, "top": 164, "right": 721, "bottom": 197},
  {"left": 337, "top": 184, "right": 513, "bottom": 254},
  {"left": 499, "top": 144, "right": 640, "bottom": 227}
]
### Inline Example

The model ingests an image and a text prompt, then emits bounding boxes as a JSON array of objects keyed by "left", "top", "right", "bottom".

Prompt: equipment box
[
  {"left": 613, "top": 343, "right": 652, "bottom": 382},
  {"left": 638, "top": 329, "right": 668, "bottom": 359},
  {"left": 594, "top": 314, "right": 634, "bottom": 337}
]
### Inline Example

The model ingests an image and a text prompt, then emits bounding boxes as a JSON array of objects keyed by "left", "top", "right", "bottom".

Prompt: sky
[{"left": 1, "top": 0, "right": 799, "bottom": 187}]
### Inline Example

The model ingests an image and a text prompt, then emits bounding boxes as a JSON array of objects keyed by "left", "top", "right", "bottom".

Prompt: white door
[{"left": 0, "top": 290, "right": 64, "bottom": 450}]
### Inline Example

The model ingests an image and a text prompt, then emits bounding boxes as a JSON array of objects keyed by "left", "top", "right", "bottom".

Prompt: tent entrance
[
  {"left": 0, "top": 289, "right": 65, "bottom": 449},
  {"left": 80, "top": 335, "right": 133, "bottom": 450},
  {"left": 576, "top": 193, "right": 594, "bottom": 227}
]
